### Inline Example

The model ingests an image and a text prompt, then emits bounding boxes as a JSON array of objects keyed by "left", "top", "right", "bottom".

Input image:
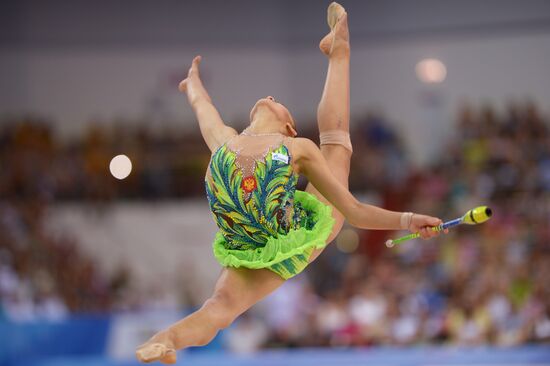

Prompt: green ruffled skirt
[{"left": 212, "top": 190, "right": 335, "bottom": 280}]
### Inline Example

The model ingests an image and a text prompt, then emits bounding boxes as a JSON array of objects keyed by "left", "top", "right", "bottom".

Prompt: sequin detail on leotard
[
  {"left": 205, "top": 133, "right": 335, "bottom": 280},
  {"left": 205, "top": 134, "right": 314, "bottom": 252}
]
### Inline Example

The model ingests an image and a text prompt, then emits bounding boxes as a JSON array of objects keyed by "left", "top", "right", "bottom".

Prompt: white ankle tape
[{"left": 319, "top": 130, "right": 353, "bottom": 153}]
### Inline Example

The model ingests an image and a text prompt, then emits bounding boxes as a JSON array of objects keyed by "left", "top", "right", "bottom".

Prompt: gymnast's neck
[{"left": 246, "top": 114, "right": 289, "bottom": 136}]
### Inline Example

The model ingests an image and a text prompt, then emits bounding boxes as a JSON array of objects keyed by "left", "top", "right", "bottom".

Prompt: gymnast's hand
[
  {"left": 177, "top": 55, "right": 237, "bottom": 152},
  {"left": 178, "top": 55, "right": 202, "bottom": 94},
  {"left": 409, "top": 214, "right": 448, "bottom": 239}
]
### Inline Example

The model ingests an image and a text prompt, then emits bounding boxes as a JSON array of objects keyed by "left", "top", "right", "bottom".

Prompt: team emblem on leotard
[
  {"left": 272, "top": 152, "right": 289, "bottom": 164},
  {"left": 241, "top": 176, "right": 257, "bottom": 193}
]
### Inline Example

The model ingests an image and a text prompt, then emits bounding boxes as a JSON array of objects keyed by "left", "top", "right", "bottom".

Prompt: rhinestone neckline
[{"left": 241, "top": 127, "right": 284, "bottom": 137}]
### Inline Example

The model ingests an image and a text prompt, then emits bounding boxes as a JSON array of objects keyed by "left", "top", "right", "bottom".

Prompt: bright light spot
[
  {"left": 415, "top": 58, "right": 447, "bottom": 84},
  {"left": 336, "top": 228, "right": 360, "bottom": 253},
  {"left": 109, "top": 154, "right": 132, "bottom": 180}
]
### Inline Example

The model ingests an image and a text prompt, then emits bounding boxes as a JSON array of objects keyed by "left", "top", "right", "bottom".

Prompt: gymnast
[{"left": 136, "top": 3, "right": 444, "bottom": 363}]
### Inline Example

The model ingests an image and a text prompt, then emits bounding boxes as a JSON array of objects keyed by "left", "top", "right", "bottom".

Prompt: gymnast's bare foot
[
  {"left": 319, "top": 2, "right": 349, "bottom": 58},
  {"left": 136, "top": 332, "right": 177, "bottom": 364}
]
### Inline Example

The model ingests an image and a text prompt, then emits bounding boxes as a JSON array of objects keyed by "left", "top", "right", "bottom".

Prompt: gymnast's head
[{"left": 249, "top": 96, "right": 298, "bottom": 137}]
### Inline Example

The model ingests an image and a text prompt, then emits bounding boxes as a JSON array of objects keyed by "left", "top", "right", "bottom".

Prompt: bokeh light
[
  {"left": 336, "top": 228, "right": 360, "bottom": 253},
  {"left": 109, "top": 154, "right": 132, "bottom": 180},
  {"left": 415, "top": 58, "right": 447, "bottom": 84}
]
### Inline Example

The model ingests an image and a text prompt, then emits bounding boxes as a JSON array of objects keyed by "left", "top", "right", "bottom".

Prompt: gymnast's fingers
[
  {"left": 428, "top": 217, "right": 442, "bottom": 238},
  {"left": 430, "top": 227, "right": 440, "bottom": 238},
  {"left": 419, "top": 227, "right": 429, "bottom": 239},
  {"left": 428, "top": 217, "right": 443, "bottom": 227},
  {"left": 191, "top": 55, "right": 202, "bottom": 73}
]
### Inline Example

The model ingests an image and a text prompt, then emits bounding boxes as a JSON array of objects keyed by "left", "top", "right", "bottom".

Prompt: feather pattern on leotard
[
  {"left": 205, "top": 143, "right": 300, "bottom": 250},
  {"left": 205, "top": 137, "right": 334, "bottom": 280}
]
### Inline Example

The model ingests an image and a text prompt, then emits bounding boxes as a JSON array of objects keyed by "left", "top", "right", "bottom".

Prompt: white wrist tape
[{"left": 400, "top": 212, "right": 413, "bottom": 230}]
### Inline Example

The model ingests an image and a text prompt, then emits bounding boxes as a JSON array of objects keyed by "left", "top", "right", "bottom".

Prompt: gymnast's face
[{"left": 250, "top": 96, "right": 297, "bottom": 136}]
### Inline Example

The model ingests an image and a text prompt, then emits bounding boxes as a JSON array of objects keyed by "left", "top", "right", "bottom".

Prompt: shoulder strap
[{"left": 282, "top": 136, "right": 298, "bottom": 172}]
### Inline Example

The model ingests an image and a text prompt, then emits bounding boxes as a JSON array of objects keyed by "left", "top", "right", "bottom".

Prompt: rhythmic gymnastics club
[{"left": 385, "top": 206, "right": 492, "bottom": 248}]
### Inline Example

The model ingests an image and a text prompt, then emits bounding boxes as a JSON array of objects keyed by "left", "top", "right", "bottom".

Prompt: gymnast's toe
[{"left": 136, "top": 343, "right": 173, "bottom": 363}]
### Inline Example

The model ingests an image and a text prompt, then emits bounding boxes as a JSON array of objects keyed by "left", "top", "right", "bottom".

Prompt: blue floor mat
[{"left": 22, "top": 346, "right": 550, "bottom": 366}]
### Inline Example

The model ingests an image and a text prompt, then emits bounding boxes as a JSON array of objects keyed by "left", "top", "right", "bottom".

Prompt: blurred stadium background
[{"left": 1, "top": 0, "right": 549, "bottom": 365}]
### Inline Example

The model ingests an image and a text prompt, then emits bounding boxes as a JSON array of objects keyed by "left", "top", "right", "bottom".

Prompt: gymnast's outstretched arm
[
  {"left": 179, "top": 56, "right": 237, "bottom": 152},
  {"left": 293, "top": 137, "right": 445, "bottom": 238}
]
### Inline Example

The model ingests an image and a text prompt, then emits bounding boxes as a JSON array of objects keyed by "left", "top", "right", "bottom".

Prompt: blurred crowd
[
  {"left": 0, "top": 101, "right": 549, "bottom": 348},
  {"left": 0, "top": 201, "right": 122, "bottom": 320},
  {"left": 0, "top": 119, "right": 205, "bottom": 319},
  {"left": 0, "top": 119, "right": 211, "bottom": 201}
]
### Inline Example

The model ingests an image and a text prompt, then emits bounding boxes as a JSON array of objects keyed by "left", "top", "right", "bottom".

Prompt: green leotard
[{"left": 205, "top": 133, "right": 335, "bottom": 280}]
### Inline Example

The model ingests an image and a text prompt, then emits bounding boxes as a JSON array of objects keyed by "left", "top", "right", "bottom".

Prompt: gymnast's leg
[
  {"left": 307, "top": 3, "right": 352, "bottom": 260},
  {"left": 136, "top": 267, "right": 285, "bottom": 364}
]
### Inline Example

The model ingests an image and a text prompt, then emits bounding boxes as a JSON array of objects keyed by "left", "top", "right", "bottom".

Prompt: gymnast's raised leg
[{"left": 307, "top": 2, "right": 352, "bottom": 262}]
